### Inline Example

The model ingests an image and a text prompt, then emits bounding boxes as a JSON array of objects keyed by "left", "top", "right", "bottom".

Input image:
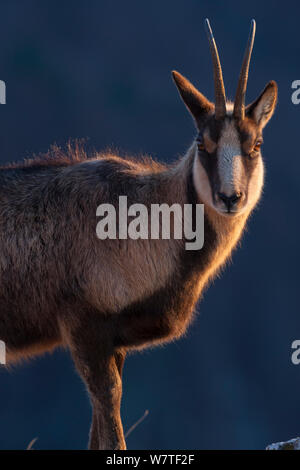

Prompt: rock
[{"left": 266, "top": 437, "right": 300, "bottom": 450}]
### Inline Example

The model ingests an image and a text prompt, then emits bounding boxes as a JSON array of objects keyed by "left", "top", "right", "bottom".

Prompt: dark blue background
[{"left": 0, "top": 0, "right": 298, "bottom": 450}]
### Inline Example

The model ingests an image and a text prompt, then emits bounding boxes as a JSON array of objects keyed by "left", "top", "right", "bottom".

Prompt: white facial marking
[
  {"left": 193, "top": 115, "right": 264, "bottom": 217},
  {"left": 246, "top": 156, "right": 264, "bottom": 209},
  {"left": 193, "top": 149, "right": 213, "bottom": 205},
  {"left": 218, "top": 121, "right": 243, "bottom": 196}
]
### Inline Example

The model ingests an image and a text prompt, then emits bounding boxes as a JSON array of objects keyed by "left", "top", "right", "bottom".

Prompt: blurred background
[{"left": 0, "top": 0, "right": 298, "bottom": 450}]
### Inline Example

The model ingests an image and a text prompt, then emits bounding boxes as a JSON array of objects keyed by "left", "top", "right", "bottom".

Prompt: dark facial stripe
[{"left": 196, "top": 116, "right": 262, "bottom": 203}]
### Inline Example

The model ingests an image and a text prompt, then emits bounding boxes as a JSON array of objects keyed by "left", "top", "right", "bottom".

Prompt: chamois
[{"left": 0, "top": 19, "right": 277, "bottom": 450}]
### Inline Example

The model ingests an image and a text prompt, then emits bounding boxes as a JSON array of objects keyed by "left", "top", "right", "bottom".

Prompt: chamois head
[{"left": 172, "top": 19, "right": 277, "bottom": 216}]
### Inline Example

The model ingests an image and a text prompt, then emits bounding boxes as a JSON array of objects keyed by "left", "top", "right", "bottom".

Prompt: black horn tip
[
  {"left": 171, "top": 70, "right": 181, "bottom": 82},
  {"left": 250, "top": 19, "right": 256, "bottom": 36},
  {"left": 204, "top": 18, "right": 213, "bottom": 37}
]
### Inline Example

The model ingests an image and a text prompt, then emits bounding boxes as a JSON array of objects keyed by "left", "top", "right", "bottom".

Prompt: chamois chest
[{"left": 113, "top": 212, "right": 246, "bottom": 350}]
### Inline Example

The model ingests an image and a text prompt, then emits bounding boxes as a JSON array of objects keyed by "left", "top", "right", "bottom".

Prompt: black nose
[{"left": 218, "top": 192, "right": 242, "bottom": 211}]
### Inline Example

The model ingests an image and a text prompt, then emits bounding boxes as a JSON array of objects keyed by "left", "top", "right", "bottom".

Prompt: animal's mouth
[{"left": 216, "top": 207, "right": 242, "bottom": 217}]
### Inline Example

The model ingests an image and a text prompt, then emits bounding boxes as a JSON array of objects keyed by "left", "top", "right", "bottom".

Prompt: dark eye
[
  {"left": 196, "top": 135, "right": 206, "bottom": 151},
  {"left": 253, "top": 140, "right": 263, "bottom": 152}
]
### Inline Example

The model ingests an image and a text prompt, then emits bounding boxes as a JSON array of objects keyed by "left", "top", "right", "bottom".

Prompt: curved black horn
[
  {"left": 233, "top": 19, "right": 256, "bottom": 120},
  {"left": 205, "top": 19, "right": 226, "bottom": 120}
]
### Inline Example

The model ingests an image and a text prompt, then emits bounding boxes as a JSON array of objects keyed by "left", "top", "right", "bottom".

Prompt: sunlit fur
[
  {"left": 0, "top": 127, "right": 270, "bottom": 450},
  {"left": 0, "top": 55, "right": 277, "bottom": 451}
]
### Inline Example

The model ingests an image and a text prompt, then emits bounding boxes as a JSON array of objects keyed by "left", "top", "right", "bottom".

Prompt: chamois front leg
[
  {"left": 88, "top": 351, "right": 125, "bottom": 450},
  {"left": 89, "top": 408, "right": 100, "bottom": 449},
  {"left": 88, "top": 349, "right": 126, "bottom": 450},
  {"left": 61, "top": 316, "right": 126, "bottom": 450}
]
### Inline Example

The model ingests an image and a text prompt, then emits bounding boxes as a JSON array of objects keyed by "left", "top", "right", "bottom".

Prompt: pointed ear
[
  {"left": 246, "top": 80, "right": 277, "bottom": 128},
  {"left": 172, "top": 70, "right": 214, "bottom": 126}
]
